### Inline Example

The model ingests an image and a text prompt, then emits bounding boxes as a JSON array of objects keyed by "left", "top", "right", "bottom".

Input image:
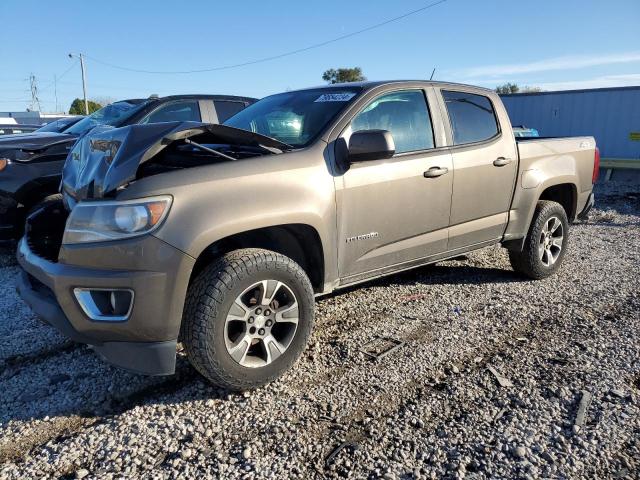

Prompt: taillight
[{"left": 592, "top": 147, "right": 600, "bottom": 184}]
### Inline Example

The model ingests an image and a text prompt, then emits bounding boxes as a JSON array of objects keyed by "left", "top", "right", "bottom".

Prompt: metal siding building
[{"left": 501, "top": 86, "right": 640, "bottom": 160}]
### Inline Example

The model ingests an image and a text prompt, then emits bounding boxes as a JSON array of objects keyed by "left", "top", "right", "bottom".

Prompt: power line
[
  {"left": 85, "top": 0, "right": 448, "bottom": 75},
  {"left": 38, "top": 60, "right": 78, "bottom": 94}
]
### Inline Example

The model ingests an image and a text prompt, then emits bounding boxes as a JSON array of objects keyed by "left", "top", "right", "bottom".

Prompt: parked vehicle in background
[
  {"left": 513, "top": 125, "right": 540, "bottom": 138},
  {"left": 16, "top": 80, "right": 598, "bottom": 389},
  {"left": 34, "top": 116, "right": 83, "bottom": 133},
  {"left": 0, "top": 124, "right": 41, "bottom": 135},
  {"left": 0, "top": 94, "right": 256, "bottom": 239}
]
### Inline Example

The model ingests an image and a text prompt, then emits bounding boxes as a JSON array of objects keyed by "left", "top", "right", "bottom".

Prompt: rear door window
[
  {"left": 140, "top": 100, "right": 201, "bottom": 124},
  {"left": 442, "top": 90, "right": 499, "bottom": 145},
  {"left": 351, "top": 90, "right": 434, "bottom": 154},
  {"left": 214, "top": 100, "right": 246, "bottom": 122}
]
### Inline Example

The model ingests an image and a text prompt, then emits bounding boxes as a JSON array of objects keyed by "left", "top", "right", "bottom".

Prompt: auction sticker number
[{"left": 315, "top": 93, "right": 356, "bottom": 102}]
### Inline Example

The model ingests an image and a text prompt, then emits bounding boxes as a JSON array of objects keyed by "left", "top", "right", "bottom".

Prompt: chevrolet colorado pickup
[
  {"left": 0, "top": 94, "right": 255, "bottom": 240},
  {"left": 16, "top": 81, "right": 598, "bottom": 390}
]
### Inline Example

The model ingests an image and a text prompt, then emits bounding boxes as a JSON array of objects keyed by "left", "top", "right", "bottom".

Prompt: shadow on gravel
[
  {"left": 0, "top": 355, "right": 230, "bottom": 425},
  {"left": 0, "top": 241, "right": 17, "bottom": 267},
  {"left": 322, "top": 263, "right": 524, "bottom": 300},
  {"left": 0, "top": 261, "right": 519, "bottom": 428}
]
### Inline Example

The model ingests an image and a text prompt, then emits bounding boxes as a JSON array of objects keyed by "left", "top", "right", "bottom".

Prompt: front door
[{"left": 335, "top": 89, "right": 453, "bottom": 282}]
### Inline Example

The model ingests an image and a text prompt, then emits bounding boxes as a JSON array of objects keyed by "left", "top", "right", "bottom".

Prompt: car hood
[
  {"left": 0, "top": 132, "right": 77, "bottom": 159},
  {"left": 62, "top": 121, "right": 289, "bottom": 202}
]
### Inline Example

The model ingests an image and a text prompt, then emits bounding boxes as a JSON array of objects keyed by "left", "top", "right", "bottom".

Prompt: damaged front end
[{"left": 61, "top": 121, "right": 289, "bottom": 206}]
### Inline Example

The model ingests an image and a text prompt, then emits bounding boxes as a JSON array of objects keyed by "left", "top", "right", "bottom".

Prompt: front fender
[{"left": 120, "top": 144, "right": 338, "bottom": 287}]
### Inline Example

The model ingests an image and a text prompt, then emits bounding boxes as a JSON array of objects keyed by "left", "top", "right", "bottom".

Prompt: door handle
[
  {"left": 493, "top": 157, "right": 513, "bottom": 167},
  {"left": 423, "top": 166, "right": 449, "bottom": 178}
]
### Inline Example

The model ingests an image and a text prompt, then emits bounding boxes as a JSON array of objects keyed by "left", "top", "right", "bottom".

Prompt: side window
[
  {"left": 351, "top": 90, "right": 434, "bottom": 154},
  {"left": 140, "top": 100, "right": 201, "bottom": 124},
  {"left": 214, "top": 100, "right": 246, "bottom": 123},
  {"left": 442, "top": 90, "right": 499, "bottom": 145}
]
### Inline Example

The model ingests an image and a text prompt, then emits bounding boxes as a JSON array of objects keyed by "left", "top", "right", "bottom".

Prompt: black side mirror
[{"left": 348, "top": 129, "right": 395, "bottom": 162}]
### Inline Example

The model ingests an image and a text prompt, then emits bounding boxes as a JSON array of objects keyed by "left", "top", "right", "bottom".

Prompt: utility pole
[
  {"left": 54, "top": 75, "right": 59, "bottom": 112},
  {"left": 68, "top": 53, "right": 88, "bottom": 114},
  {"left": 29, "top": 74, "right": 42, "bottom": 111}
]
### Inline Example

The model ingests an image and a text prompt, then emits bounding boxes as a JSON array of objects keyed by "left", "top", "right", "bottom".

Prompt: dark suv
[{"left": 0, "top": 94, "right": 256, "bottom": 240}]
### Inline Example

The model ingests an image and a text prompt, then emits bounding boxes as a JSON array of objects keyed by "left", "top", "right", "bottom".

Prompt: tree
[
  {"left": 322, "top": 67, "right": 366, "bottom": 84},
  {"left": 91, "top": 96, "right": 117, "bottom": 107},
  {"left": 495, "top": 83, "right": 520, "bottom": 94},
  {"left": 495, "top": 83, "right": 543, "bottom": 94},
  {"left": 69, "top": 98, "right": 102, "bottom": 115}
]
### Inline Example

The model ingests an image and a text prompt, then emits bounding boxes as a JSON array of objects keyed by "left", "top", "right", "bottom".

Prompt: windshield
[
  {"left": 64, "top": 101, "right": 148, "bottom": 135},
  {"left": 36, "top": 117, "right": 79, "bottom": 133},
  {"left": 224, "top": 88, "right": 362, "bottom": 147}
]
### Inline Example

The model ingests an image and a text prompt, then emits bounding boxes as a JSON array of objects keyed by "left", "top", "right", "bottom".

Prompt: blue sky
[{"left": 1, "top": 0, "right": 639, "bottom": 113}]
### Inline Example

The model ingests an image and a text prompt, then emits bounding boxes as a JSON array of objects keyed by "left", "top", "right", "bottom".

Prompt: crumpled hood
[
  {"left": 0, "top": 132, "right": 76, "bottom": 159},
  {"left": 62, "top": 121, "right": 289, "bottom": 201}
]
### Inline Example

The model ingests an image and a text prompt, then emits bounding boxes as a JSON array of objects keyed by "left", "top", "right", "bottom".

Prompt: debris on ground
[{"left": 487, "top": 365, "right": 514, "bottom": 388}]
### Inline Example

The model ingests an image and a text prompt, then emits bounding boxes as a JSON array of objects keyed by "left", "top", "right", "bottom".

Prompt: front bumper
[{"left": 16, "top": 233, "right": 196, "bottom": 376}]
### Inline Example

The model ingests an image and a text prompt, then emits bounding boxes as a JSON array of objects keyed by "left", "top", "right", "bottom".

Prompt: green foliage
[
  {"left": 496, "top": 83, "right": 543, "bottom": 94},
  {"left": 69, "top": 98, "right": 102, "bottom": 115},
  {"left": 495, "top": 83, "right": 520, "bottom": 94},
  {"left": 322, "top": 67, "right": 366, "bottom": 84}
]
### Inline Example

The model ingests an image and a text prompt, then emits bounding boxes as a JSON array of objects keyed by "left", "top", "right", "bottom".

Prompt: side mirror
[{"left": 348, "top": 129, "right": 395, "bottom": 162}]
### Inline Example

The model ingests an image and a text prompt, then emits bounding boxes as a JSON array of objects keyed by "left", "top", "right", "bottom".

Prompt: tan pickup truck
[{"left": 16, "top": 81, "right": 599, "bottom": 389}]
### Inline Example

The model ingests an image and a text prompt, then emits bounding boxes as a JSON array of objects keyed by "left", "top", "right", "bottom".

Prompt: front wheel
[
  {"left": 508, "top": 200, "right": 570, "bottom": 279},
  {"left": 182, "top": 248, "right": 315, "bottom": 390}
]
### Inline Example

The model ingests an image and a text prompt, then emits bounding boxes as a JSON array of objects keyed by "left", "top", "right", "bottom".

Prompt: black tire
[
  {"left": 13, "top": 194, "right": 64, "bottom": 238},
  {"left": 509, "top": 200, "right": 570, "bottom": 279},
  {"left": 27, "top": 193, "right": 63, "bottom": 217},
  {"left": 182, "top": 248, "right": 315, "bottom": 390}
]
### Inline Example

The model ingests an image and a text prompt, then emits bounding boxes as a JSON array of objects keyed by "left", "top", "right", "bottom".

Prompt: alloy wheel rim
[
  {"left": 224, "top": 280, "right": 299, "bottom": 368},
  {"left": 538, "top": 216, "right": 564, "bottom": 267}
]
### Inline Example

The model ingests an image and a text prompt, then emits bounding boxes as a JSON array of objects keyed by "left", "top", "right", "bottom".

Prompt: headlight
[
  {"left": 62, "top": 196, "right": 172, "bottom": 244},
  {"left": 0, "top": 158, "right": 9, "bottom": 171}
]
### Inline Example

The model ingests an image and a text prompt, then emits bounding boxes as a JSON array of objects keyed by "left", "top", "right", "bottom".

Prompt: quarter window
[
  {"left": 351, "top": 90, "right": 434, "bottom": 154},
  {"left": 442, "top": 90, "right": 499, "bottom": 145}
]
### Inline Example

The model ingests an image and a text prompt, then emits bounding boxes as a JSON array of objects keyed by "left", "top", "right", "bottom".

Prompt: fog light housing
[{"left": 74, "top": 288, "right": 134, "bottom": 322}]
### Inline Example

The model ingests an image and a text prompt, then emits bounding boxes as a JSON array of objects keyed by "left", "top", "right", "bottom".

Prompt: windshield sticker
[{"left": 314, "top": 93, "right": 356, "bottom": 102}]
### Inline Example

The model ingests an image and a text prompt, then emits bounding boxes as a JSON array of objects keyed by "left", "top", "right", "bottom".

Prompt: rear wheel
[
  {"left": 509, "top": 200, "right": 569, "bottom": 279},
  {"left": 182, "top": 248, "right": 314, "bottom": 390}
]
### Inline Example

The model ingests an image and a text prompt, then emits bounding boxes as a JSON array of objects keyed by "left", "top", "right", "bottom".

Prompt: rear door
[
  {"left": 335, "top": 88, "right": 453, "bottom": 282},
  {"left": 439, "top": 88, "right": 518, "bottom": 249}
]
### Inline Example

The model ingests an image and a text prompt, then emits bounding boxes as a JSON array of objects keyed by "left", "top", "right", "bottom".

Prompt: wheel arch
[
  {"left": 15, "top": 176, "right": 61, "bottom": 208},
  {"left": 189, "top": 224, "right": 326, "bottom": 293},
  {"left": 503, "top": 179, "right": 578, "bottom": 252},
  {"left": 538, "top": 183, "right": 578, "bottom": 220}
]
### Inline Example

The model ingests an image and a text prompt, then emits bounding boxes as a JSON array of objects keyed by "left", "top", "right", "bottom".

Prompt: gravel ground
[{"left": 0, "top": 182, "right": 638, "bottom": 479}]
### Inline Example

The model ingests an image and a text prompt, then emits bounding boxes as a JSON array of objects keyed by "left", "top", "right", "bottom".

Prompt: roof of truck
[
  {"left": 117, "top": 94, "right": 257, "bottom": 104},
  {"left": 293, "top": 80, "right": 495, "bottom": 93}
]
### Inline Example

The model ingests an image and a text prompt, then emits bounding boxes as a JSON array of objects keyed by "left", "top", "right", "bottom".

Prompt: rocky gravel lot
[{"left": 0, "top": 182, "right": 638, "bottom": 479}]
